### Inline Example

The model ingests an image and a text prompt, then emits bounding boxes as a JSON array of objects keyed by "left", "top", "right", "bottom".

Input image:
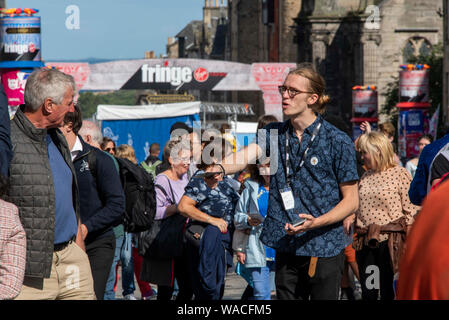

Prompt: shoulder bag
[{"left": 137, "top": 176, "right": 187, "bottom": 259}]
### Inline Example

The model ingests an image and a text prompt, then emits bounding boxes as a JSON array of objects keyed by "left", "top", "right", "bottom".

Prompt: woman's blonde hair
[
  {"left": 357, "top": 132, "right": 396, "bottom": 172},
  {"left": 116, "top": 144, "right": 137, "bottom": 164},
  {"left": 288, "top": 63, "right": 330, "bottom": 114}
]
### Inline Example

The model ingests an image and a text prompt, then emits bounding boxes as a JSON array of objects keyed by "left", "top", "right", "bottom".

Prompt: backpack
[
  {"left": 114, "top": 157, "right": 157, "bottom": 233},
  {"left": 140, "top": 160, "right": 162, "bottom": 181}
]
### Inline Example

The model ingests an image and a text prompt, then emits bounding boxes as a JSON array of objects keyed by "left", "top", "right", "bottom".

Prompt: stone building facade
[
  {"left": 166, "top": 0, "right": 228, "bottom": 60},
  {"left": 227, "top": 0, "right": 443, "bottom": 122}
]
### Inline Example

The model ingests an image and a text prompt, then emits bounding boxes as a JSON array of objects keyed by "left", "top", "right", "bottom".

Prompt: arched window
[{"left": 403, "top": 37, "right": 432, "bottom": 63}]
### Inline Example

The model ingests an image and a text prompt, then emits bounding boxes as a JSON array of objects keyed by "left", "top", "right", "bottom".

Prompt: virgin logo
[
  {"left": 29, "top": 43, "right": 36, "bottom": 53},
  {"left": 194, "top": 67, "right": 209, "bottom": 82}
]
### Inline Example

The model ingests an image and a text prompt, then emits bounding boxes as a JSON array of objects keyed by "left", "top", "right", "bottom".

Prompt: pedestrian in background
[
  {"left": 101, "top": 137, "right": 116, "bottom": 156},
  {"left": 0, "top": 175, "right": 26, "bottom": 300},
  {"left": 140, "top": 138, "right": 192, "bottom": 300},
  {"left": 105, "top": 144, "right": 140, "bottom": 300},
  {"left": 405, "top": 134, "right": 433, "bottom": 178},
  {"left": 397, "top": 177, "right": 449, "bottom": 299},
  {"left": 0, "top": 83, "right": 12, "bottom": 180},
  {"left": 178, "top": 138, "right": 240, "bottom": 300},
  {"left": 354, "top": 132, "right": 419, "bottom": 300},
  {"left": 234, "top": 158, "right": 275, "bottom": 300}
]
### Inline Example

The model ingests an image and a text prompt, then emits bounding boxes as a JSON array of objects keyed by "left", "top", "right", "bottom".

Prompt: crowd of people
[{"left": 1, "top": 65, "right": 449, "bottom": 301}]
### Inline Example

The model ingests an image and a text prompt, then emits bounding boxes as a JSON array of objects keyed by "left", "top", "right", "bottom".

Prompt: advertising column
[
  {"left": 0, "top": 9, "right": 44, "bottom": 116},
  {"left": 251, "top": 63, "right": 296, "bottom": 122},
  {"left": 396, "top": 64, "right": 431, "bottom": 159}
]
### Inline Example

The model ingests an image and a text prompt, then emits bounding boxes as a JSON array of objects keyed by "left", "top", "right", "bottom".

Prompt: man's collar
[
  {"left": 287, "top": 114, "right": 322, "bottom": 136},
  {"left": 72, "top": 135, "right": 83, "bottom": 153}
]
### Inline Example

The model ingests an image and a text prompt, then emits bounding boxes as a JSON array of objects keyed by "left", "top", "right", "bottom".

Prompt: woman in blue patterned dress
[{"left": 178, "top": 138, "right": 240, "bottom": 300}]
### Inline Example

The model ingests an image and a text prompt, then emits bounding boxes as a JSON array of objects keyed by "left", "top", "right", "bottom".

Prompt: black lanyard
[{"left": 285, "top": 118, "right": 323, "bottom": 186}]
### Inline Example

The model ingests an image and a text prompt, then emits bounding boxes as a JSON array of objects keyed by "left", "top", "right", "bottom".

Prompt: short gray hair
[
  {"left": 79, "top": 120, "right": 103, "bottom": 144},
  {"left": 24, "top": 68, "right": 76, "bottom": 111}
]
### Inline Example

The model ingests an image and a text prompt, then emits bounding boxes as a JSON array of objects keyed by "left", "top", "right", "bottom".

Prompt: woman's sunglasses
[{"left": 204, "top": 172, "right": 223, "bottom": 179}]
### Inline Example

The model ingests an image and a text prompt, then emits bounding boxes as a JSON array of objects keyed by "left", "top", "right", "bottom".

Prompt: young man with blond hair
[{"left": 221, "top": 63, "right": 359, "bottom": 300}]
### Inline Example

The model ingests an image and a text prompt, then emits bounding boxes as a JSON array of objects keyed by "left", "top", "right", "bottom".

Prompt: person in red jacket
[{"left": 397, "top": 178, "right": 449, "bottom": 299}]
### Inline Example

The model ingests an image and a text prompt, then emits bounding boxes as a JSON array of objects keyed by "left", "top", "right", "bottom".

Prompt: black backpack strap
[{"left": 87, "top": 150, "right": 97, "bottom": 185}]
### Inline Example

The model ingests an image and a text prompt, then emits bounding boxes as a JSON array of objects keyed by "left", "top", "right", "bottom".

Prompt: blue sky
[{"left": 7, "top": 0, "right": 205, "bottom": 61}]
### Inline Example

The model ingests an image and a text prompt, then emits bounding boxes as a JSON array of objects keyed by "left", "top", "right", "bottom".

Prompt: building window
[{"left": 403, "top": 37, "right": 432, "bottom": 63}]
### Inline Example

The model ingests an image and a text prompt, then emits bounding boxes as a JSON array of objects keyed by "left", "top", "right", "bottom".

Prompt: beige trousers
[{"left": 15, "top": 241, "right": 96, "bottom": 300}]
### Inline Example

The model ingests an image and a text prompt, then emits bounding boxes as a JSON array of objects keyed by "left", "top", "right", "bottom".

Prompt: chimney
[{"left": 145, "top": 51, "right": 155, "bottom": 59}]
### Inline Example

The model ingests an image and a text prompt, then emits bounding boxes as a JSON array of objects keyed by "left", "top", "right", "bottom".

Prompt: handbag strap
[
  {"left": 155, "top": 174, "right": 177, "bottom": 205},
  {"left": 155, "top": 183, "right": 175, "bottom": 205},
  {"left": 164, "top": 175, "right": 176, "bottom": 204}
]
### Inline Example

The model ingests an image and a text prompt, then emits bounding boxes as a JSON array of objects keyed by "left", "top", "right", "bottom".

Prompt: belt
[{"left": 54, "top": 236, "right": 76, "bottom": 252}]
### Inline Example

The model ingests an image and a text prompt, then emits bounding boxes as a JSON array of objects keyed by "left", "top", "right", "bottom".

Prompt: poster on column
[
  {"left": 398, "top": 109, "right": 429, "bottom": 158},
  {"left": 251, "top": 63, "right": 296, "bottom": 122},
  {"left": 399, "top": 70, "right": 429, "bottom": 103},
  {"left": 0, "top": 68, "right": 33, "bottom": 116}
]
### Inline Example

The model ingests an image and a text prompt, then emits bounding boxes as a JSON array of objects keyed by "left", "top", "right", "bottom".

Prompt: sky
[{"left": 7, "top": 0, "right": 205, "bottom": 61}]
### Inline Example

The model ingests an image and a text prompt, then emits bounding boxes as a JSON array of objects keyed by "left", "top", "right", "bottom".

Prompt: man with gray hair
[
  {"left": 79, "top": 120, "right": 104, "bottom": 148},
  {"left": 5, "top": 68, "right": 96, "bottom": 300}
]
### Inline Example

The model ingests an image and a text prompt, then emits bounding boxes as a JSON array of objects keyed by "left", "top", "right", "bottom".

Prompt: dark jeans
[
  {"left": 275, "top": 250, "right": 345, "bottom": 300},
  {"left": 356, "top": 240, "right": 394, "bottom": 300},
  {"left": 86, "top": 235, "right": 116, "bottom": 300}
]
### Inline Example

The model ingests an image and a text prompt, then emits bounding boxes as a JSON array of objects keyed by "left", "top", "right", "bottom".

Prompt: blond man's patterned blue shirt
[{"left": 258, "top": 115, "right": 359, "bottom": 257}]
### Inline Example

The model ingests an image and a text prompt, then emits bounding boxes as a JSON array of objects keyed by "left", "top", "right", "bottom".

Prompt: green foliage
[
  {"left": 78, "top": 90, "right": 138, "bottom": 119},
  {"left": 381, "top": 42, "right": 444, "bottom": 138}
]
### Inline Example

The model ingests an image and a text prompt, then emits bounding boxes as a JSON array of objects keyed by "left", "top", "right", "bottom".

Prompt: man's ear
[
  {"left": 42, "top": 98, "right": 53, "bottom": 114},
  {"left": 84, "top": 134, "right": 92, "bottom": 144},
  {"left": 307, "top": 93, "right": 319, "bottom": 106}
]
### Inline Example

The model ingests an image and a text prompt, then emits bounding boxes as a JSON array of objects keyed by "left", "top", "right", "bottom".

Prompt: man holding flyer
[{"left": 221, "top": 63, "right": 359, "bottom": 300}]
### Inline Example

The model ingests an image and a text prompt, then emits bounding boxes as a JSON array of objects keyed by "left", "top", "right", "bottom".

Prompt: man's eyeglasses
[{"left": 278, "top": 86, "right": 313, "bottom": 98}]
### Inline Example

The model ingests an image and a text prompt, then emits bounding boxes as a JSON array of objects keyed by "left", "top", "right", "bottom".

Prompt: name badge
[{"left": 280, "top": 188, "right": 295, "bottom": 211}]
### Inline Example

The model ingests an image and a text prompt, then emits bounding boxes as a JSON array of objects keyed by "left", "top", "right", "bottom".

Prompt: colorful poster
[
  {"left": 46, "top": 63, "right": 91, "bottom": 92},
  {"left": 399, "top": 70, "right": 429, "bottom": 103},
  {"left": 1, "top": 68, "right": 32, "bottom": 106},
  {"left": 398, "top": 108, "right": 430, "bottom": 158},
  {"left": 251, "top": 63, "right": 296, "bottom": 122},
  {"left": 352, "top": 90, "right": 378, "bottom": 119}
]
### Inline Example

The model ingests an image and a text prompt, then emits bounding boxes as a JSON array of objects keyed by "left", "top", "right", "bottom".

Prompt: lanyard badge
[
  {"left": 282, "top": 118, "right": 323, "bottom": 227},
  {"left": 280, "top": 188, "right": 295, "bottom": 211},
  {"left": 280, "top": 187, "right": 305, "bottom": 227}
]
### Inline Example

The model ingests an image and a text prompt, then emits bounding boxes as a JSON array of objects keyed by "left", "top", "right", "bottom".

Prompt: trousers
[
  {"left": 15, "top": 241, "right": 96, "bottom": 300},
  {"left": 275, "top": 250, "right": 345, "bottom": 300}
]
